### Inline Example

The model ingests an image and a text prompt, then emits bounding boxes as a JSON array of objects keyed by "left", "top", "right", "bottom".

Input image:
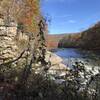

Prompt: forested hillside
[
  {"left": 58, "top": 33, "right": 81, "bottom": 48},
  {"left": 79, "top": 22, "right": 100, "bottom": 50},
  {"left": 46, "top": 34, "right": 67, "bottom": 48},
  {"left": 58, "top": 22, "right": 100, "bottom": 50},
  {"left": 46, "top": 33, "right": 81, "bottom": 49}
]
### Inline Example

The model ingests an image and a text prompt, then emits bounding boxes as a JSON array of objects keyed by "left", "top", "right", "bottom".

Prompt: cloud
[
  {"left": 53, "top": 14, "right": 72, "bottom": 19},
  {"left": 68, "top": 20, "right": 76, "bottom": 23}
]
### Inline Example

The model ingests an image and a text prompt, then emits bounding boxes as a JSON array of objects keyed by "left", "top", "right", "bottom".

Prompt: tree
[{"left": 0, "top": 0, "right": 41, "bottom": 33}]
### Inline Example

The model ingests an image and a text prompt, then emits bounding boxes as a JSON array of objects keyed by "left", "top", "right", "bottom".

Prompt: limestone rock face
[
  {"left": 0, "top": 21, "right": 18, "bottom": 63},
  {"left": 0, "top": 17, "right": 68, "bottom": 78},
  {"left": 0, "top": 17, "right": 4, "bottom": 25},
  {"left": 0, "top": 18, "right": 29, "bottom": 65}
]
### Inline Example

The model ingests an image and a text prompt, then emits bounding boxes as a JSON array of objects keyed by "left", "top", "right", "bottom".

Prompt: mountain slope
[{"left": 57, "top": 22, "right": 100, "bottom": 50}]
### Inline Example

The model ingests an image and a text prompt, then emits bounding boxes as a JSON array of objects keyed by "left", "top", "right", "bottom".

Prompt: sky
[{"left": 41, "top": 0, "right": 100, "bottom": 34}]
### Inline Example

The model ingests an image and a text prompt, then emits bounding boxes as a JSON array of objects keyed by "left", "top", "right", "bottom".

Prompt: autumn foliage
[
  {"left": 0, "top": 0, "right": 41, "bottom": 33},
  {"left": 57, "top": 22, "right": 100, "bottom": 50}
]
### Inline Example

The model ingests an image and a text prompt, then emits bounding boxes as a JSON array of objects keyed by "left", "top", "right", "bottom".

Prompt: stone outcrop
[
  {"left": 0, "top": 17, "right": 29, "bottom": 70},
  {"left": 0, "top": 17, "right": 18, "bottom": 63},
  {"left": 0, "top": 17, "right": 68, "bottom": 79},
  {"left": 45, "top": 51, "right": 68, "bottom": 76}
]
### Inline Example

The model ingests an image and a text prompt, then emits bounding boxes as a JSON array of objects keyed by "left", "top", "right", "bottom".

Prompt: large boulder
[
  {"left": 34, "top": 51, "right": 68, "bottom": 77},
  {"left": 45, "top": 51, "right": 63, "bottom": 65},
  {"left": 45, "top": 51, "right": 69, "bottom": 76}
]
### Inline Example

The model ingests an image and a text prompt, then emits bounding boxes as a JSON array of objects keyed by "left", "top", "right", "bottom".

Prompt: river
[{"left": 54, "top": 48, "right": 100, "bottom": 70}]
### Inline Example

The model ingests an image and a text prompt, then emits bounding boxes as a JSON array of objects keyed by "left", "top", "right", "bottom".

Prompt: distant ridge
[{"left": 46, "top": 21, "right": 100, "bottom": 49}]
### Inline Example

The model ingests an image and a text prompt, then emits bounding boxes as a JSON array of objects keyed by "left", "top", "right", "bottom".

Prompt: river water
[{"left": 54, "top": 48, "right": 100, "bottom": 70}]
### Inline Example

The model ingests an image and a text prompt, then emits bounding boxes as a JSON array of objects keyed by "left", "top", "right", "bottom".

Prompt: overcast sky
[{"left": 41, "top": 0, "right": 100, "bottom": 34}]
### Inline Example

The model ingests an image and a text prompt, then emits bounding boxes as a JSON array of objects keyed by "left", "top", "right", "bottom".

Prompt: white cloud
[
  {"left": 68, "top": 20, "right": 76, "bottom": 23},
  {"left": 53, "top": 14, "right": 72, "bottom": 19}
]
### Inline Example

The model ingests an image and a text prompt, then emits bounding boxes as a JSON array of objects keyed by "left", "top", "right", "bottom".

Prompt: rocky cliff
[
  {"left": 0, "top": 17, "right": 32, "bottom": 80},
  {"left": 0, "top": 17, "right": 19, "bottom": 63},
  {"left": 0, "top": 17, "right": 67, "bottom": 80}
]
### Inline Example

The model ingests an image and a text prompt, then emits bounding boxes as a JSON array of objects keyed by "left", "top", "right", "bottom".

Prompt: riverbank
[
  {"left": 45, "top": 49, "right": 100, "bottom": 99},
  {"left": 51, "top": 48, "right": 100, "bottom": 82},
  {"left": 46, "top": 51, "right": 69, "bottom": 76}
]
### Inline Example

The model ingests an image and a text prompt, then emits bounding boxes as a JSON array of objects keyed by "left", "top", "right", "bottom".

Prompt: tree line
[{"left": 58, "top": 22, "right": 100, "bottom": 50}]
